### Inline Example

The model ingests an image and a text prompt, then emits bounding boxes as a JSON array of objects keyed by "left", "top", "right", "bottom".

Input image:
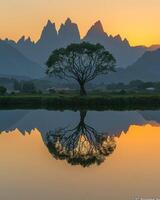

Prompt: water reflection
[
  {"left": 1, "top": 109, "right": 160, "bottom": 168},
  {"left": 0, "top": 109, "right": 148, "bottom": 135},
  {"left": 0, "top": 110, "right": 160, "bottom": 199},
  {"left": 0, "top": 110, "right": 160, "bottom": 167},
  {"left": 46, "top": 110, "right": 116, "bottom": 167}
]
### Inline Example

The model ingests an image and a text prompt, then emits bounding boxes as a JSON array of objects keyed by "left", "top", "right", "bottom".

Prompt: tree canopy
[{"left": 46, "top": 42, "right": 116, "bottom": 95}]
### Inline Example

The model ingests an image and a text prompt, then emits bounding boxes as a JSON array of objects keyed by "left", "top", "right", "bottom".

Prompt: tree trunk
[{"left": 80, "top": 83, "right": 87, "bottom": 96}]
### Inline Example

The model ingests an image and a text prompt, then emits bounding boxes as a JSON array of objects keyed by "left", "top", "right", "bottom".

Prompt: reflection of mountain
[
  {"left": 0, "top": 110, "right": 30, "bottom": 130},
  {"left": 0, "top": 110, "right": 78, "bottom": 136},
  {"left": 1, "top": 109, "right": 160, "bottom": 167},
  {"left": 46, "top": 110, "right": 116, "bottom": 167},
  {"left": 0, "top": 121, "right": 160, "bottom": 199},
  {"left": 85, "top": 111, "right": 146, "bottom": 135},
  {"left": 0, "top": 110, "right": 147, "bottom": 136},
  {"left": 138, "top": 111, "right": 160, "bottom": 123}
]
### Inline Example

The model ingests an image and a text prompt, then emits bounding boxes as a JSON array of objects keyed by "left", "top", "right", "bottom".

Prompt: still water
[{"left": 0, "top": 110, "right": 160, "bottom": 200}]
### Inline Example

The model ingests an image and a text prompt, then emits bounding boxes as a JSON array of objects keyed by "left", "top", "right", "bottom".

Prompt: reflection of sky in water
[
  {"left": 1, "top": 109, "right": 160, "bottom": 168},
  {"left": 0, "top": 118, "right": 160, "bottom": 199}
]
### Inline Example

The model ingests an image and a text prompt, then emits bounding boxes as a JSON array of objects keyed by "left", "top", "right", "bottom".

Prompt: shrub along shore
[{"left": 0, "top": 93, "right": 160, "bottom": 110}]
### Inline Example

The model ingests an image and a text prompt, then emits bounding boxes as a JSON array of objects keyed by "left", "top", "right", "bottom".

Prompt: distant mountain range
[
  {"left": 83, "top": 21, "right": 147, "bottom": 68},
  {"left": 4, "top": 18, "right": 149, "bottom": 67},
  {"left": 1, "top": 18, "right": 160, "bottom": 81},
  {"left": 5, "top": 19, "right": 81, "bottom": 65},
  {"left": 102, "top": 48, "right": 160, "bottom": 83},
  {"left": 0, "top": 40, "right": 44, "bottom": 78}
]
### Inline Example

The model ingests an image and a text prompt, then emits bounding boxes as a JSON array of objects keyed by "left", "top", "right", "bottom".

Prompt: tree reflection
[{"left": 46, "top": 110, "right": 116, "bottom": 167}]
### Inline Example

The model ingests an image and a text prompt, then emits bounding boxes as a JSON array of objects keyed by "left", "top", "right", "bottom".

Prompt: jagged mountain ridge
[
  {"left": 58, "top": 18, "right": 80, "bottom": 47},
  {"left": 5, "top": 18, "right": 148, "bottom": 68},
  {"left": 2, "top": 18, "right": 160, "bottom": 81},
  {"left": 83, "top": 21, "right": 146, "bottom": 68},
  {"left": 5, "top": 18, "right": 81, "bottom": 64}
]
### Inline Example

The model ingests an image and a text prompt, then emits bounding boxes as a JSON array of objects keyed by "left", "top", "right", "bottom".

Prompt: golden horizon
[{"left": 0, "top": 0, "right": 160, "bottom": 46}]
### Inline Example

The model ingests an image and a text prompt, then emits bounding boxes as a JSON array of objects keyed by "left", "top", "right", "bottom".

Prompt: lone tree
[{"left": 46, "top": 42, "right": 116, "bottom": 95}]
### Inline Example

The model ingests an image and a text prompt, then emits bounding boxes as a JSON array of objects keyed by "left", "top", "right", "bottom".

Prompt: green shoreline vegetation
[{"left": 0, "top": 92, "right": 160, "bottom": 110}]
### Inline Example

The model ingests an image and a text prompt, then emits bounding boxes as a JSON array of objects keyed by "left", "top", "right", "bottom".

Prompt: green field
[{"left": 0, "top": 92, "right": 160, "bottom": 110}]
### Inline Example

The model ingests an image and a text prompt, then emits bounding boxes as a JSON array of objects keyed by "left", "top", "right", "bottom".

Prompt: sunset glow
[{"left": 0, "top": 0, "right": 160, "bottom": 46}]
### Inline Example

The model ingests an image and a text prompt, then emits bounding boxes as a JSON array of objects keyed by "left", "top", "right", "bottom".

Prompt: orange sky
[{"left": 0, "top": 0, "right": 160, "bottom": 46}]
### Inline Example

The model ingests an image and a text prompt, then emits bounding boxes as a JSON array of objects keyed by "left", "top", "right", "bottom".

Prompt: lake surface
[{"left": 0, "top": 109, "right": 160, "bottom": 200}]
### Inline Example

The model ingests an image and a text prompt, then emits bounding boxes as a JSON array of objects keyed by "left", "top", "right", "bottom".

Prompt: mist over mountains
[{"left": 1, "top": 18, "right": 160, "bottom": 82}]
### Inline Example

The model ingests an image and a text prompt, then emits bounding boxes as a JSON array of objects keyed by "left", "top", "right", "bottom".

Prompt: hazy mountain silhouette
[
  {"left": 2, "top": 18, "right": 160, "bottom": 80},
  {"left": 139, "top": 111, "right": 160, "bottom": 123},
  {"left": 83, "top": 21, "right": 146, "bottom": 68},
  {"left": 35, "top": 20, "right": 59, "bottom": 63},
  {"left": 0, "top": 40, "right": 44, "bottom": 78},
  {"left": 104, "top": 49, "right": 160, "bottom": 83},
  {"left": 4, "top": 19, "right": 148, "bottom": 69},
  {"left": 6, "top": 19, "right": 81, "bottom": 65},
  {"left": 148, "top": 44, "right": 160, "bottom": 51},
  {"left": 58, "top": 18, "right": 81, "bottom": 47},
  {"left": 84, "top": 21, "right": 108, "bottom": 42},
  {"left": 5, "top": 36, "right": 35, "bottom": 61}
]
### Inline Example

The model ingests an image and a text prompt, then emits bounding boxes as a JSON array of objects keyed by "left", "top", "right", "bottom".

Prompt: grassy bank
[{"left": 0, "top": 93, "right": 160, "bottom": 110}]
